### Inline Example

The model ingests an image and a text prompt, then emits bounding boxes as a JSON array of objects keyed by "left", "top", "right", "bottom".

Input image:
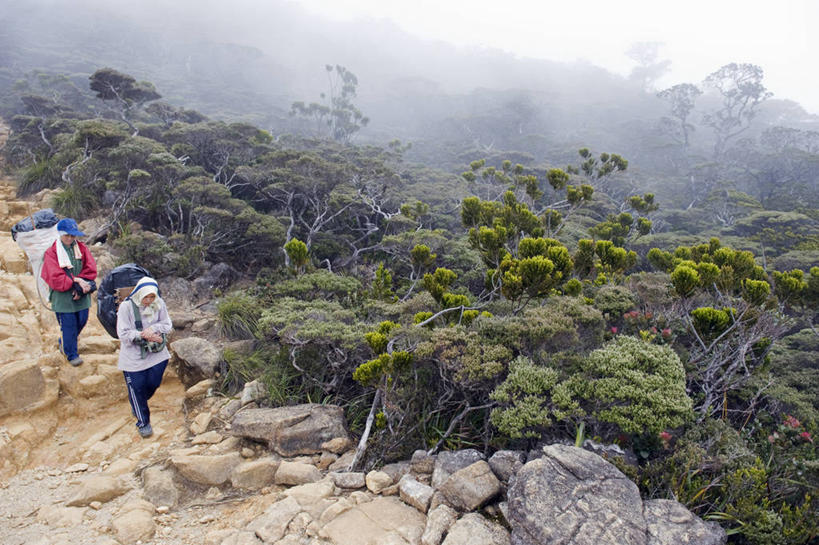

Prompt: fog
[{"left": 1, "top": 0, "right": 817, "bottom": 158}]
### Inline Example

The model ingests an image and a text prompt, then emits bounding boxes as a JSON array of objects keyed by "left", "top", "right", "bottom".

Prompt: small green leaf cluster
[
  {"left": 353, "top": 350, "right": 412, "bottom": 387},
  {"left": 575, "top": 239, "right": 637, "bottom": 281},
  {"left": 423, "top": 267, "right": 458, "bottom": 305},
  {"left": 691, "top": 307, "right": 734, "bottom": 341},
  {"left": 574, "top": 148, "right": 628, "bottom": 179},
  {"left": 653, "top": 238, "right": 772, "bottom": 298},
  {"left": 370, "top": 263, "right": 395, "bottom": 302},
  {"left": 284, "top": 238, "right": 309, "bottom": 274}
]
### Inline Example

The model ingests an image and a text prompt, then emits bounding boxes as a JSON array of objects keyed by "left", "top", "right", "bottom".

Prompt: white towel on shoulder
[{"left": 55, "top": 240, "right": 82, "bottom": 269}]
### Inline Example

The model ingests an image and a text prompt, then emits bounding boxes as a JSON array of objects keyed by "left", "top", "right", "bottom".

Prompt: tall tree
[
  {"left": 626, "top": 41, "right": 671, "bottom": 91},
  {"left": 89, "top": 68, "right": 161, "bottom": 137},
  {"left": 291, "top": 65, "right": 369, "bottom": 143},
  {"left": 657, "top": 83, "right": 702, "bottom": 148},
  {"left": 702, "top": 63, "right": 772, "bottom": 159}
]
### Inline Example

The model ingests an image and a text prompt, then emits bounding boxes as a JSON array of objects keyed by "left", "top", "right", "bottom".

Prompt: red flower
[
  {"left": 644, "top": 312, "right": 653, "bottom": 319},
  {"left": 661, "top": 328, "right": 672, "bottom": 338},
  {"left": 801, "top": 431, "right": 813, "bottom": 443},
  {"left": 784, "top": 415, "right": 801, "bottom": 429},
  {"left": 611, "top": 327, "right": 618, "bottom": 334},
  {"left": 650, "top": 326, "right": 658, "bottom": 334},
  {"left": 659, "top": 431, "right": 672, "bottom": 441}
]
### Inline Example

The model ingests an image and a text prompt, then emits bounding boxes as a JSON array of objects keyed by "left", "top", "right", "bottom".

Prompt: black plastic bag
[
  {"left": 97, "top": 263, "right": 153, "bottom": 338},
  {"left": 11, "top": 209, "right": 59, "bottom": 241}
]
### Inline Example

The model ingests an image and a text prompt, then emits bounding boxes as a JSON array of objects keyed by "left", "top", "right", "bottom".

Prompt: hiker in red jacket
[{"left": 41, "top": 218, "right": 97, "bottom": 366}]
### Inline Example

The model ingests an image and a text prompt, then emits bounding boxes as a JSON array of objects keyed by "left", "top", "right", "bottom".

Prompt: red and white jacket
[{"left": 41, "top": 240, "right": 97, "bottom": 292}]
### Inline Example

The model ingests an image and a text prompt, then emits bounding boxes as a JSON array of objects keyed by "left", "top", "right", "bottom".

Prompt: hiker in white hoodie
[{"left": 117, "top": 276, "right": 173, "bottom": 438}]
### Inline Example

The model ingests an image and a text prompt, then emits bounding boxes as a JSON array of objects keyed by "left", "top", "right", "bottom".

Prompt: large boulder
[
  {"left": 644, "top": 499, "right": 726, "bottom": 545},
  {"left": 507, "top": 444, "right": 647, "bottom": 545},
  {"left": 231, "top": 404, "right": 350, "bottom": 457},
  {"left": 193, "top": 262, "right": 237, "bottom": 298},
  {"left": 170, "top": 337, "right": 222, "bottom": 386}
]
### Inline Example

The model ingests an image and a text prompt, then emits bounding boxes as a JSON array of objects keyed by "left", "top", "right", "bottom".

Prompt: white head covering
[{"left": 130, "top": 276, "right": 161, "bottom": 323}]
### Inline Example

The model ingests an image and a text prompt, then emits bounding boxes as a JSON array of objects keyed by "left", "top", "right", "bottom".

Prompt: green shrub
[
  {"left": 592, "top": 284, "right": 637, "bottom": 317},
  {"left": 570, "top": 336, "right": 693, "bottom": 437},
  {"left": 490, "top": 356, "right": 579, "bottom": 439}
]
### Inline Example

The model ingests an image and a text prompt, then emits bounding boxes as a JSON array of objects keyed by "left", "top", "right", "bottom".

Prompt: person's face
[
  {"left": 141, "top": 293, "right": 156, "bottom": 306},
  {"left": 60, "top": 234, "right": 78, "bottom": 245}
]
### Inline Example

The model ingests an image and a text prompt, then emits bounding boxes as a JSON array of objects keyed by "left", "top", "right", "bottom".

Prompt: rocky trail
[{"left": 0, "top": 117, "right": 728, "bottom": 545}]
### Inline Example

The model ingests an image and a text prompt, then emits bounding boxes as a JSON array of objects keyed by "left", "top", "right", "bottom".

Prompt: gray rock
[
  {"left": 142, "top": 466, "right": 179, "bottom": 508},
  {"left": 439, "top": 460, "right": 501, "bottom": 512},
  {"left": 431, "top": 449, "right": 484, "bottom": 489},
  {"left": 112, "top": 507, "right": 156, "bottom": 545},
  {"left": 0, "top": 361, "right": 45, "bottom": 417},
  {"left": 331, "top": 472, "right": 366, "bottom": 489},
  {"left": 411, "top": 449, "right": 436, "bottom": 474},
  {"left": 421, "top": 504, "right": 458, "bottom": 545},
  {"left": 488, "top": 450, "right": 525, "bottom": 483},
  {"left": 275, "top": 461, "right": 322, "bottom": 486},
  {"left": 65, "top": 475, "right": 130, "bottom": 507},
  {"left": 171, "top": 452, "right": 242, "bottom": 486},
  {"left": 170, "top": 337, "right": 223, "bottom": 386},
  {"left": 241, "top": 380, "right": 266, "bottom": 406},
  {"left": 231, "top": 404, "right": 350, "bottom": 457},
  {"left": 193, "top": 262, "right": 237, "bottom": 298},
  {"left": 380, "top": 461, "right": 411, "bottom": 483},
  {"left": 508, "top": 444, "right": 646, "bottom": 545},
  {"left": 399, "top": 475, "right": 435, "bottom": 513},
  {"left": 321, "top": 496, "right": 426, "bottom": 545},
  {"left": 583, "top": 438, "right": 638, "bottom": 467},
  {"left": 442, "top": 513, "right": 511, "bottom": 545},
  {"left": 644, "top": 499, "right": 726, "bottom": 545},
  {"left": 248, "top": 495, "right": 302, "bottom": 543},
  {"left": 158, "top": 276, "right": 195, "bottom": 308},
  {"left": 172, "top": 311, "right": 197, "bottom": 330},
  {"left": 231, "top": 457, "right": 280, "bottom": 489},
  {"left": 219, "top": 398, "right": 243, "bottom": 421},
  {"left": 327, "top": 450, "right": 356, "bottom": 472},
  {"left": 365, "top": 470, "right": 393, "bottom": 494}
]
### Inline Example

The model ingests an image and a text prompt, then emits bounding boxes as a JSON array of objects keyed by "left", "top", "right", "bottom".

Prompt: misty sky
[{"left": 297, "top": 0, "right": 819, "bottom": 114}]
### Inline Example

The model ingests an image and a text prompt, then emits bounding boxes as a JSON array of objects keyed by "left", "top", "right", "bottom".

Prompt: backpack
[{"left": 97, "top": 263, "right": 153, "bottom": 338}]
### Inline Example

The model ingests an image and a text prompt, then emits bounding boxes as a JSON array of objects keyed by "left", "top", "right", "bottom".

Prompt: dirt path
[{"left": 0, "top": 150, "right": 220, "bottom": 544}]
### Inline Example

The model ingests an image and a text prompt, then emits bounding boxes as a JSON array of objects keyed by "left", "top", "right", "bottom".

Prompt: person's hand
[
  {"left": 75, "top": 278, "right": 91, "bottom": 294},
  {"left": 140, "top": 330, "right": 162, "bottom": 343}
]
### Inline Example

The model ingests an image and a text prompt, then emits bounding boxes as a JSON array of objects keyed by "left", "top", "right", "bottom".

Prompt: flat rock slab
[
  {"left": 321, "top": 496, "right": 426, "bottom": 545},
  {"left": 231, "top": 404, "right": 350, "bottom": 457}
]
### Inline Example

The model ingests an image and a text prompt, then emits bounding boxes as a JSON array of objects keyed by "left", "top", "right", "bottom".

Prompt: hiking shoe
[
  {"left": 138, "top": 424, "right": 153, "bottom": 438},
  {"left": 68, "top": 357, "right": 83, "bottom": 367}
]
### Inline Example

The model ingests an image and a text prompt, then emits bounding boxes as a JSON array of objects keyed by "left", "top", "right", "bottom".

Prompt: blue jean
[
  {"left": 55, "top": 309, "right": 89, "bottom": 360},
  {"left": 123, "top": 360, "right": 168, "bottom": 429}
]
